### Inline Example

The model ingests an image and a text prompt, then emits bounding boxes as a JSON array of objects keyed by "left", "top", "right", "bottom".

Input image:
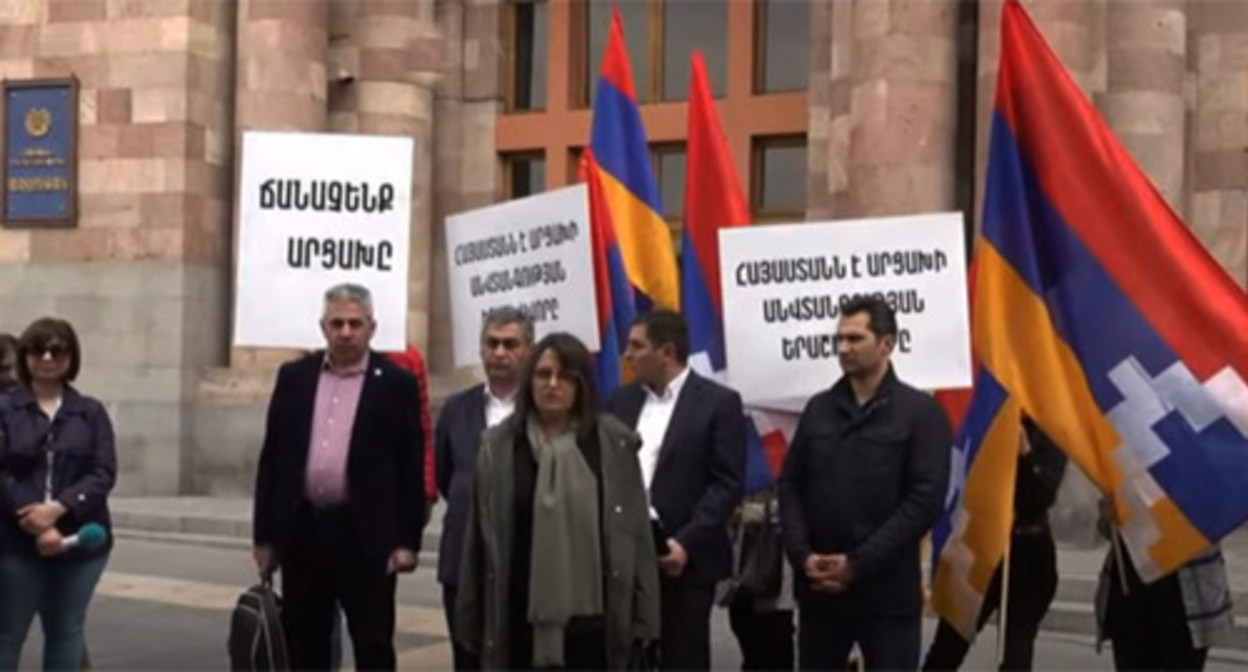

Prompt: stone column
[
  {"left": 1189, "top": 1, "right": 1248, "bottom": 288},
  {"left": 805, "top": 0, "right": 834, "bottom": 220},
  {"left": 974, "top": 0, "right": 1004, "bottom": 227},
  {"left": 1103, "top": 0, "right": 1187, "bottom": 212},
  {"left": 428, "top": 0, "right": 502, "bottom": 387},
  {"left": 1022, "top": 0, "right": 1106, "bottom": 97},
  {"left": 231, "top": 0, "right": 329, "bottom": 369},
  {"left": 350, "top": 0, "right": 440, "bottom": 353},
  {"left": 844, "top": 0, "right": 959, "bottom": 217},
  {"left": 234, "top": 0, "right": 328, "bottom": 130}
]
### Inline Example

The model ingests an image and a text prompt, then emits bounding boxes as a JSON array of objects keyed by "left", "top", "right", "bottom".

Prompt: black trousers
[
  {"left": 728, "top": 593, "right": 794, "bottom": 670},
  {"left": 281, "top": 505, "right": 397, "bottom": 671},
  {"left": 441, "top": 584, "right": 480, "bottom": 671},
  {"left": 923, "top": 531, "right": 1059, "bottom": 671},
  {"left": 797, "top": 599, "right": 920, "bottom": 671},
  {"left": 660, "top": 577, "right": 716, "bottom": 670},
  {"left": 1106, "top": 550, "right": 1208, "bottom": 671}
]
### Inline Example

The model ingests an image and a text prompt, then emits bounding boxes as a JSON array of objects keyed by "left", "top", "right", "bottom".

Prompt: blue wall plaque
[{"left": 3, "top": 77, "right": 78, "bottom": 227}]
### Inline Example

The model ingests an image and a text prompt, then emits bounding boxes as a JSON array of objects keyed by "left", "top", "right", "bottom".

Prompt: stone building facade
[{"left": 0, "top": 0, "right": 1242, "bottom": 498}]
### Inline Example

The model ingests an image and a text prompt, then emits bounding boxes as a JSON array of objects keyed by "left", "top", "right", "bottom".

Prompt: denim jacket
[{"left": 0, "top": 386, "right": 116, "bottom": 560}]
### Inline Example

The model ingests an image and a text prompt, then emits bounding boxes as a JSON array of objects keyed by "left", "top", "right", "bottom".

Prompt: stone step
[
  {"left": 1043, "top": 598, "right": 1248, "bottom": 652},
  {"left": 110, "top": 497, "right": 444, "bottom": 549},
  {"left": 1056, "top": 573, "right": 1248, "bottom": 619}
]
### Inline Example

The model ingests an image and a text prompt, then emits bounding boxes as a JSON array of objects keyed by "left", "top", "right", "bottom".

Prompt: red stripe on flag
[
  {"left": 994, "top": 0, "right": 1248, "bottom": 380},
  {"left": 598, "top": 5, "right": 637, "bottom": 101},
  {"left": 684, "top": 50, "right": 750, "bottom": 312}
]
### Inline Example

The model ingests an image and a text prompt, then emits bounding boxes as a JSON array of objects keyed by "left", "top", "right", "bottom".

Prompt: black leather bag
[{"left": 737, "top": 495, "right": 784, "bottom": 600}]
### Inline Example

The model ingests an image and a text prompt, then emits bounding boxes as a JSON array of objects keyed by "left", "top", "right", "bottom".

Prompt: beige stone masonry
[{"left": 845, "top": 0, "right": 958, "bottom": 217}]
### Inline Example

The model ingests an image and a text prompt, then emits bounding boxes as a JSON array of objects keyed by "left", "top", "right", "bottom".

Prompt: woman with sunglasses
[
  {"left": 456, "top": 332, "right": 660, "bottom": 670},
  {"left": 0, "top": 318, "right": 116, "bottom": 671}
]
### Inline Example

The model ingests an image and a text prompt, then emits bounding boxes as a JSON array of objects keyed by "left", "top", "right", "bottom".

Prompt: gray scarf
[{"left": 526, "top": 418, "right": 604, "bottom": 667}]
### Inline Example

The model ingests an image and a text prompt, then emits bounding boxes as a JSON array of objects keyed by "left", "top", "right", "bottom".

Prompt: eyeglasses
[{"left": 533, "top": 368, "right": 579, "bottom": 386}]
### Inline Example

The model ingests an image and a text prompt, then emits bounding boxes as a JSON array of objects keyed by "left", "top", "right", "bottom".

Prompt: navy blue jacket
[
  {"left": 0, "top": 386, "right": 117, "bottom": 560},
  {"left": 605, "top": 370, "right": 747, "bottom": 586},
  {"left": 433, "top": 383, "right": 486, "bottom": 586}
]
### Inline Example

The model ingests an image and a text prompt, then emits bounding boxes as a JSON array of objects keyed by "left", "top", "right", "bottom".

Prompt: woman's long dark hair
[{"left": 514, "top": 332, "right": 598, "bottom": 440}]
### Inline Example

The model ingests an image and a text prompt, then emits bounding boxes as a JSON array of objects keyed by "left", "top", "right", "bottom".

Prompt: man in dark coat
[
  {"left": 252, "top": 283, "right": 425, "bottom": 671},
  {"left": 435, "top": 306, "right": 533, "bottom": 670},
  {"left": 778, "top": 295, "right": 952, "bottom": 670}
]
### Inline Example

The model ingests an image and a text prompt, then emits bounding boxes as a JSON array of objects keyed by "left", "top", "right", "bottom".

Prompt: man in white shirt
[
  {"left": 607, "top": 309, "right": 746, "bottom": 670},
  {"left": 434, "top": 307, "right": 534, "bottom": 670}
]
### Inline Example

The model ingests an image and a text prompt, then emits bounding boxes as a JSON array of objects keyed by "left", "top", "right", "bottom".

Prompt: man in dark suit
[
  {"left": 253, "top": 283, "right": 425, "bottom": 671},
  {"left": 434, "top": 306, "right": 533, "bottom": 670},
  {"left": 607, "top": 309, "right": 746, "bottom": 670},
  {"left": 778, "top": 295, "right": 952, "bottom": 670}
]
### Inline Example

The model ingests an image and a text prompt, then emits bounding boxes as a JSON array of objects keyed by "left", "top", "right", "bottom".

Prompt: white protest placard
[
  {"left": 444, "top": 184, "right": 600, "bottom": 368},
  {"left": 719, "top": 212, "right": 971, "bottom": 409},
  {"left": 233, "top": 131, "right": 413, "bottom": 351}
]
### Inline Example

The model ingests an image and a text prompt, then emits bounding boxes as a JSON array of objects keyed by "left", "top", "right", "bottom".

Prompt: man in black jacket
[
  {"left": 434, "top": 306, "right": 533, "bottom": 670},
  {"left": 922, "top": 417, "right": 1068, "bottom": 670},
  {"left": 778, "top": 295, "right": 952, "bottom": 670},
  {"left": 252, "top": 283, "right": 425, "bottom": 671},
  {"left": 607, "top": 310, "right": 746, "bottom": 670}
]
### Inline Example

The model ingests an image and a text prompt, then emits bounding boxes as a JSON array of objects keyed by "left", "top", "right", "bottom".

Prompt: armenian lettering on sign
[
  {"left": 2, "top": 77, "right": 78, "bottom": 227},
  {"left": 233, "top": 131, "right": 415, "bottom": 351},
  {"left": 718, "top": 212, "right": 972, "bottom": 410},
  {"left": 444, "top": 185, "right": 600, "bottom": 368}
]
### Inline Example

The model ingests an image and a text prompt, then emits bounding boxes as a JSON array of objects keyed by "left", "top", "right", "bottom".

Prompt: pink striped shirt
[{"left": 304, "top": 358, "right": 366, "bottom": 504}]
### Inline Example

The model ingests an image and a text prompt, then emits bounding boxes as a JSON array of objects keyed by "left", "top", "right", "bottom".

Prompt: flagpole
[
  {"left": 997, "top": 524, "right": 1012, "bottom": 667},
  {"left": 1111, "top": 523, "right": 1130, "bottom": 595}
]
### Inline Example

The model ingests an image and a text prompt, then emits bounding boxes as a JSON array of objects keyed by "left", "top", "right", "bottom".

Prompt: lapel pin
[{"left": 374, "top": 368, "right": 382, "bottom": 377}]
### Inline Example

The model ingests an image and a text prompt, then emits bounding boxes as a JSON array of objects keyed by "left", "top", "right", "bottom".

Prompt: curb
[{"left": 112, "top": 527, "right": 440, "bottom": 568}]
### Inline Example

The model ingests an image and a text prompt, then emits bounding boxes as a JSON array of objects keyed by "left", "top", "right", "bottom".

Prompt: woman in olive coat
[{"left": 455, "top": 332, "right": 660, "bottom": 670}]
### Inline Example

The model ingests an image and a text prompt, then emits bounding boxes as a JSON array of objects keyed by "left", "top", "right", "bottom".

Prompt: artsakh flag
[
  {"left": 682, "top": 51, "right": 794, "bottom": 493},
  {"left": 933, "top": 0, "right": 1248, "bottom": 641}
]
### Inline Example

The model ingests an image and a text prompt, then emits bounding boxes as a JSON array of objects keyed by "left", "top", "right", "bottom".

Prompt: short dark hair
[
  {"left": 840, "top": 295, "right": 898, "bottom": 340},
  {"left": 514, "top": 332, "right": 598, "bottom": 439},
  {"left": 16, "top": 317, "right": 82, "bottom": 385},
  {"left": 481, "top": 306, "right": 535, "bottom": 345},
  {"left": 0, "top": 333, "right": 16, "bottom": 361},
  {"left": 632, "top": 310, "right": 689, "bottom": 364}
]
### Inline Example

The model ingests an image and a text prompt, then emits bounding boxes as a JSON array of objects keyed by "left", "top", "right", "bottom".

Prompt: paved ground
[{"left": 8, "top": 535, "right": 1248, "bottom": 670}]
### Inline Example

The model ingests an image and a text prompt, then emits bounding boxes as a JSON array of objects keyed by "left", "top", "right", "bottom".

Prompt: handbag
[{"left": 736, "top": 494, "right": 784, "bottom": 600}]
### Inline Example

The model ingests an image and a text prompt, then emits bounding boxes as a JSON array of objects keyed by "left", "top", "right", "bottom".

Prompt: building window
[
  {"left": 502, "top": 152, "right": 546, "bottom": 198},
  {"left": 752, "top": 135, "right": 806, "bottom": 220},
  {"left": 582, "top": 0, "right": 727, "bottom": 106},
  {"left": 653, "top": 143, "right": 686, "bottom": 223},
  {"left": 495, "top": 0, "right": 808, "bottom": 213},
  {"left": 585, "top": 0, "right": 651, "bottom": 105},
  {"left": 661, "top": 1, "right": 728, "bottom": 101},
  {"left": 507, "top": 0, "right": 549, "bottom": 112},
  {"left": 755, "top": 0, "right": 808, "bottom": 93},
  {"left": 568, "top": 146, "right": 585, "bottom": 183}
]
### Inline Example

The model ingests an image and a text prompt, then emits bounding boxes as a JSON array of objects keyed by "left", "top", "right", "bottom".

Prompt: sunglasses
[
  {"left": 29, "top": 344, "right": 69, "bottom": 359},
  {"left": 326, "top": 318, "right": 369, "bottom": 330}
]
